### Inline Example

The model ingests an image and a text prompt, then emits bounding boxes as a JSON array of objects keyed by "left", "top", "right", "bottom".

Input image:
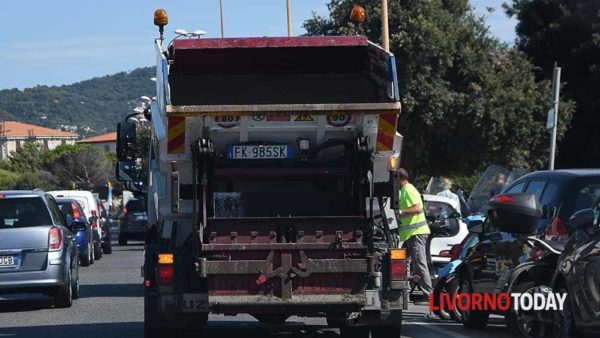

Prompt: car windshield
[{"left": 0, "top": 197, "right": 53, "bottom": 229}]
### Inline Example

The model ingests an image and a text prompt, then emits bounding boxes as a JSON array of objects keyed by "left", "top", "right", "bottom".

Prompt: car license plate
[
  {"left": 227, "top": 145, "right": 291, "bottom": 160},
  {"left": 0, "top": 256, "right": 15, "bottom": 267},
  {"left": 181, "top": 293, "right": 208, "bottom": 313}
]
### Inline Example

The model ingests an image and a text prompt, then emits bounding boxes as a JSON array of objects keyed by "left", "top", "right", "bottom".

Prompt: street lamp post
[
  {"left": 381, "top": 0, "right": 389, "bottom": 51},
  {"left": 286, "top": 0, "right": 292, "bottom": 37},
  {"left": 220, "top": 0, "right": 225, "bottom": 38}
]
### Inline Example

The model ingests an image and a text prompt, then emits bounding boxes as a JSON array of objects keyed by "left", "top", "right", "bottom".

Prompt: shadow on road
[
  {"left": 113, "top": 246, "right": 145, "bottom": 252},
  {"left": 0, "top": 297, "right": 53, "bottom": 313},
  {"left": 0, "top": 321, "right": 340, "bottom": 338},
  {"left": 79, "top": 283, "right": 143, "bottom": 298}
]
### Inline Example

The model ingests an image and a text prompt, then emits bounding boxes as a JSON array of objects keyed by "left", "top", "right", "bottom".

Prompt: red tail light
[
  {"left": 70, "top": 203, "right": 81, "bottom": 219},
  {"left": 49, "top": 227, "right": 63, "bottom": 251},
  {"left": 157, "top": 265, "right": 174, "bottom": 284},
  {"left": 545, "top": 217, "right": 569, "bottom": 241},
  {"left": 390, "top": 260, "right": 407, "bottom": 280},
  {"left": 491, "top": 194, "right": 516, "bottom": 204}
]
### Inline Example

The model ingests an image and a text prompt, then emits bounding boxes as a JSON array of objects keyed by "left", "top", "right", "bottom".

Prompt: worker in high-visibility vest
[{"left": 394, "top": 168, "right": 433, "bottom": 300}]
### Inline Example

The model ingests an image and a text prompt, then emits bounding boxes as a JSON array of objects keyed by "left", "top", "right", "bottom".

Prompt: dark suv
[
  {"left": 458, "top": 169, "right": 600, "bottom": 331},
  {"left": 119, "top": 199, "right": 148, "bottom": 245},
  {"left": 0, "top": 190, "right": 80, "bottom": 308}
]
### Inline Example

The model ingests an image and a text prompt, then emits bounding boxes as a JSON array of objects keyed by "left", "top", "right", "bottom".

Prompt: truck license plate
[
  {"left": 0, "top": 256, "right": 15, "bottom": 267},
  {"left": 227, "top": 145, "right": 290, "bottom": 160},
  {"left": 181, "top": 293, "right": 208, "bottom": 313}
]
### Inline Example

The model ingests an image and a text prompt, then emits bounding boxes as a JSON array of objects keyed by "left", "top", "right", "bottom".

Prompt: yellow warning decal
[{"left": 294, "top": 113, "right": 314, "bottom": 122}]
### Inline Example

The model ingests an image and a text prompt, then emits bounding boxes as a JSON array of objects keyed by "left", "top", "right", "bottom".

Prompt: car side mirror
[
  {"left": 569, "top": 208, "right": 594, "bottom": 230},
  {"left": 117, "top": 121, "right": 136, "bottom": 161}
]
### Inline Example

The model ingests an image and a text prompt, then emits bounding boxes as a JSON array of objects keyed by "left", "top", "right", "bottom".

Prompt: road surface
[{"left": 0, "top": 240, "right": 511, "bottom": 338}]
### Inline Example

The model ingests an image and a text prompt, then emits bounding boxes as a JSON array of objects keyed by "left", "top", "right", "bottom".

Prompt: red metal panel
[{"left": 173, "top": 36, "right": 368, "bottom": 50}]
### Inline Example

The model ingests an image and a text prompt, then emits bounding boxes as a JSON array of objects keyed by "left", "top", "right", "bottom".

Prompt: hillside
[{"left": 0, "top": 67, "right": 155, "bottom": 136}]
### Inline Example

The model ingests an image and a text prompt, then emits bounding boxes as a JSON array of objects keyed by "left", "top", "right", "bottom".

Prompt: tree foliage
[
  {"left": 507, "top": 0, "right": 600, "bottom": 167},
  {"left": 304, "top": 0, "right": 574, "bottom": 175},
  {"left": 0, "top": 67, "right": 155, "bottom": 137},
  {"left": 0, "top": 143, "right": 115, "bottom": 190}
]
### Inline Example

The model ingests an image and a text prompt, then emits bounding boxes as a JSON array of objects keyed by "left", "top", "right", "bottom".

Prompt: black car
[
  {"left": 458, "top": 170, "right": 600, "bottom": 332},
  {"left": 551, "top": 201, "right": 600, "bottom": 337},
  {"left": 119, "top": 199, "right": 148, "bottom": 245}
]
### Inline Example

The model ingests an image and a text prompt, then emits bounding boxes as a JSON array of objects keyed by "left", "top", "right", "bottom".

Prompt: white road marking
[{"left": 405, "top": 320, "right": 472, "bottom": 338}]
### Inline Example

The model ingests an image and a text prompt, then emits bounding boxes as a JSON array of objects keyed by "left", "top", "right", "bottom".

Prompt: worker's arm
[{"left": 400, "top": 203, "right": 423, "bottom": 217}]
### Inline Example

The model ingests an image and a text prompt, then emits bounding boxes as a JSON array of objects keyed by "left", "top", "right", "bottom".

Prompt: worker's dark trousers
[{"left": 405, "top": 234, "right": 434, "bottom": 295}]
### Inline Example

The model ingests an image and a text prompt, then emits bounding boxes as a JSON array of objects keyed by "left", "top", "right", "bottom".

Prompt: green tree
[
  {"left": 506, "top": 0, "right": 600, "bottom": 167},
  {"left": 304, "top": 0, "right": 574, "bottom": 175},
  {"left": 43, "top": 144, "right": 114, "bottom": 187}
]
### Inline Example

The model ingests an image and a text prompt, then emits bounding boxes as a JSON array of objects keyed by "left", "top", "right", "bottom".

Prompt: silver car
[{"left": 0, "top": 190, "right": 80, "bottom": 308}]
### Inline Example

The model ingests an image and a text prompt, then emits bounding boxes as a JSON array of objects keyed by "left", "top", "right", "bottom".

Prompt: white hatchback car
[{"left": 49, "top": 191, "right": 103, "bottom": 260}]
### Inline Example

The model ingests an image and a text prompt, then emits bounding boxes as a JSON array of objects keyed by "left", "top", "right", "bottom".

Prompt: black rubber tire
[
  {"left": 72, "top": 264, "right": 80, "bottom": 300},
  {"left": 103, "top": 240, "right": 112, "bottom": 254},
  {"left": 339, "top": 326, "right": 370, "bottom": 338},
  {"left": 144, "top": 295, "right": 169, "bottom": 338},
  {"left": 94, "top": 242, "right": 102, "bottom": 260},
  {"left": 81, "top": 244, "right": 91, "bottom": 267},
  {"left": 506, "top": 281, "right": 545, "bottom": 337},
  {"left": 432, "top": 277, "right": 452, "bottom": 320},
  {"left": 445, "top": 277, "right": 462, "bottom": 322},
  {"left": 119, "top": 234, "right": 128, "bottom": 246},
  {"left": 552, "top": 287, "right": 580, "bottom": 338},
  {"left": 54, "top": 268, "right": 73, "bottom": 308},
  {"left": 460, "top": 275, "right": 489, "bottom": 329},
  {"left": 371, "top": 325, "right": 402, "bottom": 338}
]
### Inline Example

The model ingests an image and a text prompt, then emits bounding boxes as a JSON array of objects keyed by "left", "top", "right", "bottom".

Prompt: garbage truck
[{"left": 116, "top": 9, "right": 407, "bottom": 338}]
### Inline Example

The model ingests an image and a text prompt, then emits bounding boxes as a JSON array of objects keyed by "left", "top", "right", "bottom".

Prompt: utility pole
[
  {"left": 286, "top": 0, "right": 292, "bottom": 37},
  {"left": 548, "top": 63, "right": 561, "bottom": 170},
  {"left": 381, "top": 0, "right": 390, "bottom": 51},
  {"left": 219, "top": 0, "right": 225, "bottom": 38}
]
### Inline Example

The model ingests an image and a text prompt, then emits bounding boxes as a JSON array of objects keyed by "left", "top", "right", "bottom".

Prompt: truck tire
[
  {"left": 460, "top": 275, "right": 489, "bottom": 329},
  {"left": 371, "top": 325, "right": 402, "bottom": 338}
]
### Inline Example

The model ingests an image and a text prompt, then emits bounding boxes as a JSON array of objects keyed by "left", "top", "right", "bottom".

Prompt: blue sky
[{"left": 0, "top": 0, "right": 516, "bottom": 90}]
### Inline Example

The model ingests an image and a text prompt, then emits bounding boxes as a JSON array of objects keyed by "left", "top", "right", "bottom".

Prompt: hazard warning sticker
[{"left": 294, "top": 113, "right": 314, "bottom": 122}]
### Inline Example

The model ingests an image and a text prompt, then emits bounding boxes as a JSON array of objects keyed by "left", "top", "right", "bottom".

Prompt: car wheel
[
  {"left": 81, "top": 245, "right": 91, "bottom": 267},
  {"left": 552, "top": 287, "right": 580, "bottom": 338},
  {"left": 371, "top": 324, "right": 402, "bottom": 338},
  {"left": 103, "top": 239, "right": 113, "bottom": 254},
  {"left": 119, "top": 234, "right": 128, "bottom": 246},
  {"left": 339, "top": 326, "right": 370, "bottom": 338},
  {"left": 72, "top": 264, "right": 80, "bottom": 300},
  {"left": 432, "top": 277, "right": 452, "bottom": 320},
  {"left": 506, "top": 281, "right": 545, "bottom": 337},
  {"left": 94, "top": 242, "right": 102, "bottom": 260},
  {"left": 460, "top": 274, "right": 489, "bottom": 329},
  {"left": 90, "top": 243, "right": 95, "bottom": 264},
  {"left": 53, "top": 267, "right": 73, "bottom": 308}
]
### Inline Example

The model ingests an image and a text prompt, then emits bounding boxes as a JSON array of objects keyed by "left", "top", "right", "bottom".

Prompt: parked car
[
  {"left": 97, "top": 200, "right": 112, "bottom": 254},
  {"left": 56, "top": 198, "right": 94, "bottom": 266},
  {"left": 119, "top": 199, "right": 148, "bottom": 245},
  {"left": 49, "top": 190, "right": 103, "bottom": 260},
  {"left": 0, "top": 190, "right": 80, "bottom": 308},
  {"left": 457, "top": 169, "right": 600, "bottom": 333},
  {"left": 551, "top": 204, "right": 600, "bottom": 337}
]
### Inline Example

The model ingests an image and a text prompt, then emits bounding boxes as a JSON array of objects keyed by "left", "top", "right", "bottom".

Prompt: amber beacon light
[
  {"left": 154, "top": 9, "right": 169, "bottom": 40},
  {"left": 350, "top": 5, "right": 366, "bottom": 23}
]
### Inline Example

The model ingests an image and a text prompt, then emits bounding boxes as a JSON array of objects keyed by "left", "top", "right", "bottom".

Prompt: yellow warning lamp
[
  {"left": 350, "top": 5, "right": 366, "bottom": 23},
  {"left": 154, "top": 9, "right": 169, "bottom": 40}
]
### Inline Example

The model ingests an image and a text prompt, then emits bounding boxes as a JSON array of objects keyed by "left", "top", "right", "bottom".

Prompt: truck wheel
[
  {"left": 460, "top": 276, "right": 489, "bottom": 329},
  {"left": 371, "top": 325, "right": 402, "bottom": 338},
  {"left": 339, "top": 326, "right": 370, "bottom": 338}
]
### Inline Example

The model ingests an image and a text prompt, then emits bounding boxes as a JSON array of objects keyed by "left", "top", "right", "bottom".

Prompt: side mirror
[
  {"left": 117, "top": 122, "right": 136, "bottom": 161},
  {"left": 487, "top": 193, "right": 541, "bottom": 235},
  {"left": 467, "top": 219, "right": 484, "bottom": 234},
  {"left": 569, "top": 208, "right": 594, "bottom": 230},
  {"left": 71, "top": 221, "right": 87, "bottom": 231},
  {"left": 116, "top": 161, "right": 139, "bottom": 182}
]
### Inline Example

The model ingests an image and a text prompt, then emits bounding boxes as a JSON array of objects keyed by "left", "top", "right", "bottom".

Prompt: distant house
[
  {"left": 0, "top": 121, "right": 79, "bottom": 160},
  {"left": 79, "top": 132, "right": 117, "bottom": 153}
]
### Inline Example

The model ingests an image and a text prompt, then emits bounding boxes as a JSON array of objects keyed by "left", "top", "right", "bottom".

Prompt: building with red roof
[
  {"left": 79, "top": 131, "right": 117, "bottom": 153},
  {"left": 0, "top": 121, "right": 79, "bottom": 160}
]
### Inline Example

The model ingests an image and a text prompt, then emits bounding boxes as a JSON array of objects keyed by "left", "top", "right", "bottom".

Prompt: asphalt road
[{"left": 0, "top": 239, "right": 511, "bottom": 338}]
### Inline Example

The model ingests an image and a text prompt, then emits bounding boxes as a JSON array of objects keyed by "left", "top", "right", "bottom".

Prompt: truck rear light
[
  {"left": 158, "top": 253, "right": 174, "bottom": 264},
  {"left": 157, "top": 265, "right": 174, "bottom": 284},
  {"left": 49, "top": 227, "right": 63, "bottom": 251},
  {"left": 390, "top": 248, "right": 407, "bottom": 281}
]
